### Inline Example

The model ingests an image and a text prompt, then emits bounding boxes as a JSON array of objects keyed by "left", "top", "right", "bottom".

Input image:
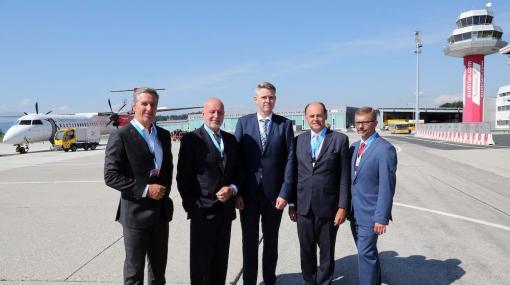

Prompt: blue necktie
[{"left": 260, "top": 119, "right": 269, "bottom": 151}]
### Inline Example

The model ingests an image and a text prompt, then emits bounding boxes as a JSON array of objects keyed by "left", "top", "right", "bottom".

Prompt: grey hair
[
  {"left": 132, "top": 87, "right": 160, "bottom": 103},
  {"left": 255, "top": 81, "right": 276, "bottom": 95},
  {"left": 355, "top": 106, "right": 377, "bottom": 121}
]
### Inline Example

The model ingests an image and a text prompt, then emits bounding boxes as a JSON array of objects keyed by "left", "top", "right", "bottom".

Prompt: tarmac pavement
[{"left": 1, "top": 133, "right": 509, "bottom": 284}]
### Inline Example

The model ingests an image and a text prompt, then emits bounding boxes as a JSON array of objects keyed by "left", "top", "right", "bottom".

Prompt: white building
[{"left": 495, "top": 85, "right": 510, "bottom": 129}]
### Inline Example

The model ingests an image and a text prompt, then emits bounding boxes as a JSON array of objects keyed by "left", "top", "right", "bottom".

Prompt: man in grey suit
[
  {"left": 350, "top": 107, "right": 397, "bottom": 285},
  {"left": 104, "top": 88, "right": 174, "bottom": 285},
  {"left": 235, "top": 82, "right": 295, "bottom": 285},
  {"left": 289, "top": 102, "right": 350, "bottom": 285}
]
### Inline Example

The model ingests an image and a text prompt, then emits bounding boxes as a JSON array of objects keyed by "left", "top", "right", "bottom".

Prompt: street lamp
[{"left": 414, "top": 31, "right": 423, "bottom": 131}]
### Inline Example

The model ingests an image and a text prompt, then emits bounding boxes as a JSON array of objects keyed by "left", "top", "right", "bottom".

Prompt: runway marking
[
  {"left": 402, "top": 136, "right": 496, "bottom": 149},
  {"left": 0, "top": 180, "right": 103, "bottom": 185},
  {"left": 394, "top": 202, "right": 510, "bottom": 232}
]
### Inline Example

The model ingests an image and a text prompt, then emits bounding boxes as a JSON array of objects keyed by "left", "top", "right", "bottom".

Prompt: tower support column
[{"left": 463, "top": 54, "right": 484, "bottom": 122}]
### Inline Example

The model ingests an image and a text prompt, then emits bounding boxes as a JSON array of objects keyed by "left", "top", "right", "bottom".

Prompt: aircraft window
[
  {"left": 18, "top": 120, "right": 31, "bottom": 125},
  {"left": 32, "top": 120, "right": 43, "bottom": 125}
]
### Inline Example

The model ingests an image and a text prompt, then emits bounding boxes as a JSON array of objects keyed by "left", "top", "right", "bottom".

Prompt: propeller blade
[
  {"left": 106, "top": 120, "right": 112, "bottom": 127},
  {"left": 45, "top": 111, "right": 53, "bottom": 115},
  {"left": 108, "top": 99, "right": 113, "bottom": 113},
  {"left": 35, "top": 102, "right": 39, "bottom": 114},
  {"left": 23, "top": 112, "right": 28, "bottom": 115},
  {"left": 117, "top": 103, "right": 126, "bottom": 113}
]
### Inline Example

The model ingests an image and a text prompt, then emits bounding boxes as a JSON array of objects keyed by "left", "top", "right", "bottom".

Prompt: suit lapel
[
  {"left": 355, "top": 136, "right": 380, "bottom": 177},
  {"left": 128, "top": 124, "right": 153, "bottom": 162},
  {"left": 199, "top": 126, "right": 224, "bottom": 172},
  {"left": 315, "top": 129, "right": 332, "bottom": 162},
  {"left": 251, "top": 114, "right": 264, "bottom": 152},
  {"left": 302, "top": 131, "right": 313, "bottom": 164},
  {"left": 351, "top": 141, "right": 360, "bottom": 181}
]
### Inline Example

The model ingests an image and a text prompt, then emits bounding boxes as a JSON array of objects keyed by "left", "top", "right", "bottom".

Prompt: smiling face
[
  {"left": 253, "top": 87, "right": 276, "bottom": 117},
  {"left": 132, "top": 92, "right": 158, "bottom": 129},
  {"left": 355, "top": 112, "right": 377, "bottom": 141},
  {"left": 202, "top": 98, "right": 225, "bottom": 133},
  {"left": 305, "top": 103, "right": 327, "bottom": 133}
]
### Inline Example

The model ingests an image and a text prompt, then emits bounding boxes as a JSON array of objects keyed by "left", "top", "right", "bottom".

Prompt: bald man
[{"left": 177, "top": 98, "right": 241, "bottom": 285}]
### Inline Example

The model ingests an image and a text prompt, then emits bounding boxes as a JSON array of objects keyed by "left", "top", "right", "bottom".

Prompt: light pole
[{"left": 414, "top": 31, "right": 423, "bottom": 130}]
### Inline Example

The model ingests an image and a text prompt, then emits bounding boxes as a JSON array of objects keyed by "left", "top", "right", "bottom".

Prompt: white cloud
[
  {"left": 54, "top": 105, "right": 74, "bottom": 114},
  {"left": 434, "top": 93, "right": 462, "bottom": 104},
  {"left": 20, "top": 98, "right": 33, "bottom": 107}
]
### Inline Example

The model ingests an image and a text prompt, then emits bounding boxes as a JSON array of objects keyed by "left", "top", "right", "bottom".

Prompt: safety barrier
[{"left": 415, "top": 122, "right": 495, "bottom": 145}]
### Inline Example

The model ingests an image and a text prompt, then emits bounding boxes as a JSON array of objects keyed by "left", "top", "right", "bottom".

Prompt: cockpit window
[
  {"left": 32, "top": 120, "right": 43, "bottom": 125},
  {"left": 18, "top": 120, "right": 31, "bottom": 125}
]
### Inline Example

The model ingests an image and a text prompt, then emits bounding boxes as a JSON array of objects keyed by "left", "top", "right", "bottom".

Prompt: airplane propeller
[
  {"left": 105, "top": 99, "right": 127, "bottom": 128},
  {"left": 23, "top": 102, "right": 53, "bottom": 116}
]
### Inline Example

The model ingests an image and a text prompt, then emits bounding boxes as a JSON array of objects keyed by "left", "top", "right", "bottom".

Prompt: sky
[{"left": 1, "top": 0, "right": 510, "bottom": 117}]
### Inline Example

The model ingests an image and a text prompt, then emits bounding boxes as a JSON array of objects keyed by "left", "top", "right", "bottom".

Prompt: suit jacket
[
  {"left": 176, "top": 126, "right": 240, "bottom": 220},
  {"left": 104, "top": 123, "right": 174, "bottom": 229},
  {"left": 350, "top": 134, "right": 397, "bottom": 227},
  {"left": 292, "top": 129, "right": 350, "bottom": 218},
  {"left": 234, "top": 113, "right": 295, "bottom": 203}
]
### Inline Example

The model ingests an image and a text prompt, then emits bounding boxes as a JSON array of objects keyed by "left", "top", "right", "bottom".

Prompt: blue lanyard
[
  {"left": 131, "top": 120, "right": 159, "bottom": 167},
  {"left": 204, "top": 124, "right": 224, "bottom": 157},
  {"left": 310, "top": 128, "right": 326, "bottom": 160}
]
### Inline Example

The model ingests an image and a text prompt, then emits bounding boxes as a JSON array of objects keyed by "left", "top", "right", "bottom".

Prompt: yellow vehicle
[
  {"left": 387, "top": 119, "right": 411, "bottom": 134},
  {"left": 54, "top": 127, "right": 100, "bottom": 152}
]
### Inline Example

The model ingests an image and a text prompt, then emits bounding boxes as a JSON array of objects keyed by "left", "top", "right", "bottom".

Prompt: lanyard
[
  {"left": 131, "top": 120, "right": 159, "bottom": 168},
  {"left": 204, "top": 124, "right": 224, "bottom": 157},
  {"left": 310, "top": 128, "right": 326, "bottom": 160}
]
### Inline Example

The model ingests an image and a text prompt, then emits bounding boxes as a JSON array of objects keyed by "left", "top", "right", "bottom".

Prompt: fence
[{"left": 415, "top": 122, "right": 495, "bottom": 145}]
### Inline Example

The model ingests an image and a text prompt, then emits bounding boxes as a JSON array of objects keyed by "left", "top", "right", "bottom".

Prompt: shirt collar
[
  {"left": 203, "top": 123, "right": 221, "bottom": 136},
  {"left": 310, "top": 127, "right": 327, "bottom": 137},
  {"left": 131, "top": 118, "right": 155, "bottom": 134},
  {"left": 361, "top": 131, "right": 378, "bottom": 145},
  {"left": 257, "top": 112, "right": 273, "bottom": 122}
]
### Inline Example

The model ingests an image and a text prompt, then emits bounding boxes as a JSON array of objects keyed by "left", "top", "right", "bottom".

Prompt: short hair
[
  {"left": 304, "top": 102, "right": 328, "bottom": 119},
  {"left": 133, "top": 87, "right": 160, "bottom": 103},
  {"left": 355, "top": 106, "right": 377, "bottom": 121},
  {"left": 255, "top": 82, "right": 276, "bottom": 95}
]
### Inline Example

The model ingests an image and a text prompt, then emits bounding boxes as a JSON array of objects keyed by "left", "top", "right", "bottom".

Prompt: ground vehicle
[
  {"left": 387, "top": 119, "right": 411, "bottom": 134},
  {"left": 54, "top": 127, "right": 100, "bottom": 152}
]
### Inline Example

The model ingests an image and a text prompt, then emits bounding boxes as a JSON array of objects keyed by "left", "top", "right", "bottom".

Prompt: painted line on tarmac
[
  {"left": 394, "top": 202, "right": 510, "bottom": 232},
  {"left": 0, "top": 180, "right": 103, "bottom": 185},
  {"left": 403, "top": 136, "right": 489, "bottom": 148}
]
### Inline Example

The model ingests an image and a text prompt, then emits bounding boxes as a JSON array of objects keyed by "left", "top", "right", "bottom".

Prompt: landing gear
[{"left": 15, "top": 144, "right": 29, "bottom": 154}]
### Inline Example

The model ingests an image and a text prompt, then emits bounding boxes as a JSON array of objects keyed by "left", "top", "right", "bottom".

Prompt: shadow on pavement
[{"left": 275, "top": 251, "right": 465, "bottom": 285}]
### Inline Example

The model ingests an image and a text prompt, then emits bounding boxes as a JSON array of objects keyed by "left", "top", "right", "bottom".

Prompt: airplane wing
[{"left": 156, "top": 106, "right": 202, "bottom": 112}]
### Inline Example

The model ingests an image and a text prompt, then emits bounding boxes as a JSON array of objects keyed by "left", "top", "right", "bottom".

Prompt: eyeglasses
[{"left": 354, "top": 120, "right": 375, "bottom": 126}]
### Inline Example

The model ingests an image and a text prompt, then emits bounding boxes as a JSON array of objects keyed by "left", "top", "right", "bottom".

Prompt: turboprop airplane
[{"left": 2, "top": 94, "right": 200, "bottom": 153}]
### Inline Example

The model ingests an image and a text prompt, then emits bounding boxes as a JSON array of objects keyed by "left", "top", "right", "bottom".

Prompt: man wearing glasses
[{"left": 350, "top": 107, "right": 397, "bottom": 285}]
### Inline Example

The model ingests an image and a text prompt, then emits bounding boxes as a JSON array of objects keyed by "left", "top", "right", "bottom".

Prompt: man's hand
[
  {"left": 288, "top": 206, "right": 297, "bottom": 222},
  {"left": 216, "top": 186, "right": 233, "bottom": 202},
  {"left": 147, "top": 184, "right": 166, "bottom": 200},
  {"left": 333, "top": 208, "right": 347, "bottom": 226},
  {"left": 374, "top": 223, "right": 387, "bottom": 235},
  {"left": 275, "top": 197, "right": 288, "bottom": 210},
  {"left": 235, "top": 196, "right": 244, "bottom": 210}
]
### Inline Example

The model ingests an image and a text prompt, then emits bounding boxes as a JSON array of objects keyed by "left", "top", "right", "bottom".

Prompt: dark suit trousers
[
  {"left": 122, "top": 220, "right": 169, "bottom": 285},
  {"left": 240, "top": 189, "right": 283, "bottom": 285},
  {"left": 350, "top": 223, "right": 381, "bottom": 285},
  {"left": 297, "top": 209, "right": 338, "bottom": 285},
  {"left": 190, "top": 209, "right": 232, "bottom": 285}
]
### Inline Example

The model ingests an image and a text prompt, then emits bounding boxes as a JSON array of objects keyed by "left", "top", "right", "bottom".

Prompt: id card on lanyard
[{"left": 131, "top": 120, "right": 160, "bottom": 176}]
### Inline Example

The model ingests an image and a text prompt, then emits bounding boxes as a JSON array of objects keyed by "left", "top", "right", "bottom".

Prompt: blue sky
[{"left": 1, "top": 0, "right": 510, "bottom": 116}]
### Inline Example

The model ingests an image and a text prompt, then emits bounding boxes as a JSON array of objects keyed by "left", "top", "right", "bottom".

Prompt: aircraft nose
[{"left": 2, "top": 126, "right": 24, "bottom": 144}]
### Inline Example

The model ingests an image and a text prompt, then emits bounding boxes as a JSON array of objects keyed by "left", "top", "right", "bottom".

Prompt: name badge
[{"left": 149, "top": 168, "right": 160, "bottom": 177}]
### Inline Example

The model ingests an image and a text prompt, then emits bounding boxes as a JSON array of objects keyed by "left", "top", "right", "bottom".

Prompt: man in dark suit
[
  {"left": 234, "top": 82, "right": 295, "bottom": 285},
  {"left": 177, "top": 98, "right": 240, "bottom": 285},
  {"left": 350, "top": 107, "right": 397, "bottom": 285},
  {"left": 104, "top": 87, "right": 174, "bottom": 285},
  {"left": 289, "top": 102, "right": 350, "bottom": 285}
]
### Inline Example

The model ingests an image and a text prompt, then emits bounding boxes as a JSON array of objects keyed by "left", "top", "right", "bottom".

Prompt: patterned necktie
[
  {"left": 311, "top": 134, "right": 319, "bottom": 161},
  {"left": 213, "top": 132, "right": 221, "bottom": 146},
  {"left": 355, "top": 142, "right": 366, "bottom": 172},
  {"left": 260, "top": 119, "right": 270, "bottom": 151}
]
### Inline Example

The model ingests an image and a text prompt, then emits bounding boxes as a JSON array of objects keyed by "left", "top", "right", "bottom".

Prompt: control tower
[{"left": 444, "top": 6, "right": 506, "bottom": 122}]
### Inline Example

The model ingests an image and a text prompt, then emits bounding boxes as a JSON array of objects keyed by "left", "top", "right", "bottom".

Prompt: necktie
[
  {"left": 213, "top": 132, "right": 221, "bottom": 146},
  {"left": 355, "top": 142, "right": 366, "bottom": 172},
  {"left": 311, "top": 134, "right": 319, "bottom": 161},
  {"left": 260, "top": 119, "right": 270, "bottom": 151}
]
